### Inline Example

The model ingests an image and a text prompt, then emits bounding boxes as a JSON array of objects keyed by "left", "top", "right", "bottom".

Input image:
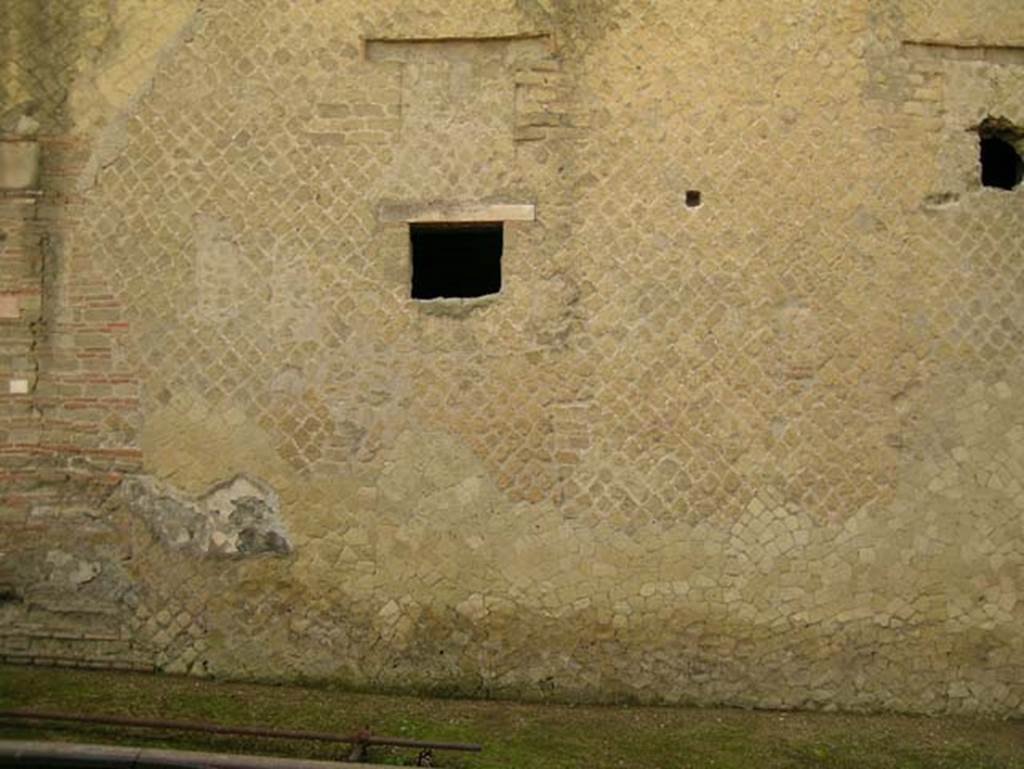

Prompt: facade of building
[{"left": 2, "top": 0, "right": 1023, "bottom": 714}]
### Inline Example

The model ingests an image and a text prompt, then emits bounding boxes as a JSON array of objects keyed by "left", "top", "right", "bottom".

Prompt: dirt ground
[{"left": 1, "top": 665, "right": 1022, "bottom": 768}]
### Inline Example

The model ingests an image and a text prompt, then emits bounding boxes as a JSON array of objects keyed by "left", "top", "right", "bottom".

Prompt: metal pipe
[
  {"left": 0, "top": 709, "right": 482, "bottom": 753},
  {"left": 0, "top": 738, "right": 364, "bottom": 768}
]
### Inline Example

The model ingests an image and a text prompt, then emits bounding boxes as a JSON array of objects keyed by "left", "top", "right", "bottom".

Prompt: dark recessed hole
[
  {"left": 685, "top": 190, "right": 702, "bottom": 208},
  {"left": 978, "top": 119, "right": 1023, "bottom": 191},
  {"left": 411, "top": 222, "right": 502, "bottom": 300},
  {"left": 981, "top": 137, "right": 1022, "bottom": 190}
]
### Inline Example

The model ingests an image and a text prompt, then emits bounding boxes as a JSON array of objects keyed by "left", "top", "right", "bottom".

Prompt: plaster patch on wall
[
  {"left": 271, "top": 247, "right": 319, "bottom": 344},
  {"left": 193, "top": 214, "right": 265, "bottom": 323},
  {"left": 0, "top": 141, "right": 40, "bottom": 190},
  {"left": 71, "top": 0, "right": 202, "bottom": 192},
  {"left": 113, "top": 474, "right": 291, "bottom": 558},
  {"left": 378, "top": 429, "right": 507, "bottom": 524},
  {"left": 45, "top": 550, "right": 102, "bottom": 587},
  {"left": 70, "top": 1, "right": 200, "bottom": 129}
]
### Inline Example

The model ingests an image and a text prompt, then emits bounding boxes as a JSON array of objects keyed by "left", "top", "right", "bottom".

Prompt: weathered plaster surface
[
  {"left": 2, "top": 0, "right": 1023, "bottom": 714},
  {"left": 114, "top": 475, "right": 290, "bottom": 558}
]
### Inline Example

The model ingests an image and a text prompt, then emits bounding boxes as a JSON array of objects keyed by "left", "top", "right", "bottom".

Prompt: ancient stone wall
[{"left": 2, "top": 0, "right": 1023, "bottom": 714}]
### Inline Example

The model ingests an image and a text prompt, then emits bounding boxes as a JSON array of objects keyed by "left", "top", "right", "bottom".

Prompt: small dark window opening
[
  {"left": 685, "top": 190, "right": 702, "bottom": 208},
  {"left": 978, "top": 119, "right": 1023, "bottom": 190},
  {"left": 410, "top": 222, "right": 502, "bottom": 299}
]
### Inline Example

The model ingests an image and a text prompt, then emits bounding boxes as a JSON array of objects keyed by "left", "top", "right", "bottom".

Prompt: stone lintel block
[
  {"left": 0, "top": 141, "right": 41, "bottom": 190},
  {"left": 379, "top": 201, "right": 536, "bottom": 223}
]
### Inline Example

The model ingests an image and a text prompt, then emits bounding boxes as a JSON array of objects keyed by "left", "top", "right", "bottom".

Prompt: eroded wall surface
[{"left": 2, "top": 0, "right": 1023, "bottom": 714}]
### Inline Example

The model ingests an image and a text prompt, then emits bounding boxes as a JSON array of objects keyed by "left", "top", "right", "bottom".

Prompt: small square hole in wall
[
  {"left": 978, "top": 118, "right": 1023, "bottom": 190},
  {"left": 410, "top": 222, "right": 502, "bottom": 299}
]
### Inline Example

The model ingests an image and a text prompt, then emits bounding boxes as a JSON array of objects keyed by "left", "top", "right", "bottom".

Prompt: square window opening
[
  {"left": 410, "top": 222, "right": 502, "bottom": 300},
  {"left": 977, "top": 117, "right": 1023, "bottom": 191}
]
